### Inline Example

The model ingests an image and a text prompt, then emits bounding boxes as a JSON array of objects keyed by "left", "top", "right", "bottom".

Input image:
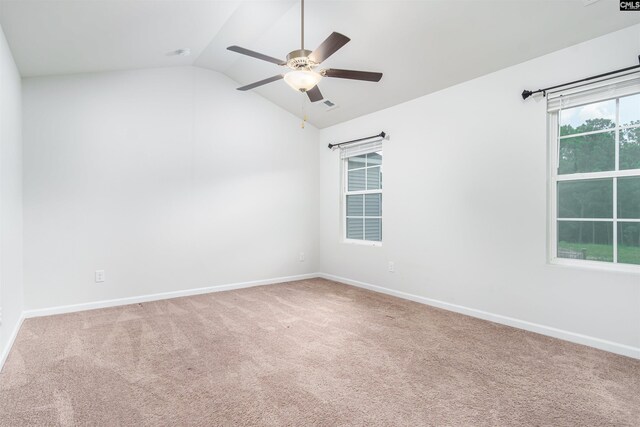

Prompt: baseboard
[
  {"left": 11, "top": 272, "right": 640, "bottom": 362},
  {"left": 0, "top": 313, "right": 25, "bottom": 373},
  {"left": 2, "top": 273, "right": 318, "bottom": 372},
  {"left": 23, "top": 273, "right": 320, "bottom": 319},
  {"left": 318, "top": 273, "right": 640, "bottom": 360}
]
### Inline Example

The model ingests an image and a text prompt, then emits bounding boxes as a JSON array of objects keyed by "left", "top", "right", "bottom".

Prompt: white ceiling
[{"left": 1, "top": 0, "right": 639, "bottom": 128}]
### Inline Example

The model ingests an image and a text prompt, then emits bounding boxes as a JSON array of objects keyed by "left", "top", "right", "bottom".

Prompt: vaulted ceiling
[{"left": 1, "top": 0, "right": 639, "bottom": 128}]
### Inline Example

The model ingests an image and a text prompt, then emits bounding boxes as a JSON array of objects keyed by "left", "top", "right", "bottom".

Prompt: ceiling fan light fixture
[{"left": 283, "top": 70, "right": 322, "bottom": 92}]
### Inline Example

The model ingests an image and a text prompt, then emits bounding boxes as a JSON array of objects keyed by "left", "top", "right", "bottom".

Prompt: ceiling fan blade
[
  {"left": 237, "top": 74, "right": 284, "bottom": 91},
  {"left": 308, "top": 32, "right": 350, "bottom": 64},
  {"left": 323, "top": 69, "right": 383, "bottom": 82},
  {"left": 306, "top": 85, "right": 323, "bottom": 102},
  {"left": 227, "top": 45, "right": 286, "bottom": 66}
]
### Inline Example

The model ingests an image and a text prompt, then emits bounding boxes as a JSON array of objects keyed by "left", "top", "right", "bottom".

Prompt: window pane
[
  {"left": 346, "top": 195, "right": 363, "bottom": 217},
  {"left": 560, "top": 100, "right": 615, "bottom": 136},
  {"left": 620, "top": 126, "right": 640, "bottom": 170},
  {"left": 346, "top": 218, "right": 363, "bottom": 240},
  {"left": 557, "top": 179, "right": 612, "bottom": 218},
  {"left": 367, "top": 166, "right": 381, "bottom": 190},
  {"left": 348, "top": 168, "right": 366, "bottom": 191},
  {"left": 620, "top": 93, "right": 640, "bottom": 127},
  {"left": 618, "top": 222, "right": 640, "bottom": 265},
  {"left": 348, "top": 155, "right": 366, "bottom": 170},
  {"left": 618, "top": 176, "right": 640, "bottom": 219},
  {"left": 364, "top": 194, "right": 381, "bottom": 216},
  {"left": 557, "top": 221, "right": 613, "bottom": 262},
  {"left": 367, "top": 152, "right": 382, "bottom": 166},
  {"left": 365, "top": 218, "right": 382, "bottom": 241},
  {"left": 558, "top": 132, "right": 615, "bottom": 174}
]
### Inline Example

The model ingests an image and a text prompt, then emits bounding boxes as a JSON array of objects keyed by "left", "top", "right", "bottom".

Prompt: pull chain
[{"left": 301, "top": 98, "right": 307, "bottom": 129}]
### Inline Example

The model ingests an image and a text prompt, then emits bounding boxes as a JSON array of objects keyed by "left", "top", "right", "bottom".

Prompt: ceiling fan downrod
[{"left": 286, "top": 0, "right": 312, "bottom": 70}]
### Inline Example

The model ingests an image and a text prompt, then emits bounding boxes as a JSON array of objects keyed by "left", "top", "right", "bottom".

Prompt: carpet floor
[{"left": 0, "top": 278, "right": 639, "bottom": 426}]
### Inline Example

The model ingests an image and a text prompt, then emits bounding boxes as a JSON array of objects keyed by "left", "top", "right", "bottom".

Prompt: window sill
[
  {"left": 549, "top": 257, "right": 640, "bottom": 274},
  {"left": 343, "top": 239, "right": 382, "bottom": 247}
]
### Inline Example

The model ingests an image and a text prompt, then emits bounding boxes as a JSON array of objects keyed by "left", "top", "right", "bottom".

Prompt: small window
[
  {"left": 344, "top": 151, "right": 382, "bottom": 243},
  {"left": 549, "top": 87, "right": 640, "bottom": 268}
]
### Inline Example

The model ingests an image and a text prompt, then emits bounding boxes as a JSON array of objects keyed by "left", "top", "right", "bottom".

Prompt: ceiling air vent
[{"left": 323, "top": 100, "right": 338, "bottom": 111}]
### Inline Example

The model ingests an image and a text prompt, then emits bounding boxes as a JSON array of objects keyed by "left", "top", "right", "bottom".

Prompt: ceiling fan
[{"left": 226, "top": 0, "right": 382, "bottom": 103}]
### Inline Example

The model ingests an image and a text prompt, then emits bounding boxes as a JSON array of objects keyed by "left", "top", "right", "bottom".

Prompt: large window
[
  {"left": 549, "top": 87, "right": 640, "bottom": 268},
  {"left": 344, "top": 151, "right": 382, "bottom": 243}
]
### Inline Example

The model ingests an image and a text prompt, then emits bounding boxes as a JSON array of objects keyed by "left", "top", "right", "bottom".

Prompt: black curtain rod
[
  {"left": 522, "top": 55, "right": 640, "bottom": 100},
  {"left": 328, "top": 131, "right": 386, "bottom": 149}
]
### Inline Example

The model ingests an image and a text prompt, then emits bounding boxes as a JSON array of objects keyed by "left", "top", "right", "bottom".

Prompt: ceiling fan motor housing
[{"left": 286, "top": 49, "right": 316, "bottom": 70}]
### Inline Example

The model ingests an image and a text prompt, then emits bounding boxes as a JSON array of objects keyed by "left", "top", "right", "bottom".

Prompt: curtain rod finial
[{"left": 522, "top": 90, "right": 533, "bottom": 100}]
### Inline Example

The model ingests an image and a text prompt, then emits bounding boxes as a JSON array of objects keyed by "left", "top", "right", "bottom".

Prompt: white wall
[
  {"left": 17, "top": 24, "right": 640, "bottom": 358},
  {"left": 23, "top": 66, "right": 319, "bottom": 310},
  {"left": 318, "top": 25, "right": 640, "bottom": 355},
  {"left": 0, "top": 24, "right": 23, "bottom": 362}
]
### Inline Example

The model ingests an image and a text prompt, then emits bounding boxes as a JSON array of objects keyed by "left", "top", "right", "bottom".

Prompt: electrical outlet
[
  {"left": 299, "top": 252, "right": 305, "bottom": 262},
  {"left": 95, "top": 270, "right": 105, "bottom": 283},
  {"left": 388, "top": 261, "right": 395, "bottom": 272}
]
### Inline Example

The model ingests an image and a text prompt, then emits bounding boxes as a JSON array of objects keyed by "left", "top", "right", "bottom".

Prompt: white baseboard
[
  {"left": 319, "top": 273, "right": 640, "bottom": 360},
  {"left": 7, "top": 271, "right": 639, "bottom": 369},
  {"left": 1, "top": 273, "right": 318, "bottom": 372},
  {"left": 0, "top": 313, "right": 25, "bottom": 373},
  {"left": 23, "top": 273, "right": 320, "bottom": 319}
]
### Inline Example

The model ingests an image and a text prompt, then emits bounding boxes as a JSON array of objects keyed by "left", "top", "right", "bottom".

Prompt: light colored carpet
[{"left": 1, "top": 278, "right": 639, "bottom": 426}]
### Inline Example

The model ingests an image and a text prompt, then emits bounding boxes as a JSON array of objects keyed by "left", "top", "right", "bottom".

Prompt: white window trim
[
  {"left": 341, "top": 154, "right": 383, "bottom": 246},
  {"left": 343, "top": 238, "right": 383, "bottom": 247},
  {"left": 547, "top": 96, "right": 640, "bottom": 273}
]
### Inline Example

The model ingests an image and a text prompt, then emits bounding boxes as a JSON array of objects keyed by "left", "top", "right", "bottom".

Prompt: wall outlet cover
[{"left": 95, "top": 270, "right": 105, "bottom": 283}]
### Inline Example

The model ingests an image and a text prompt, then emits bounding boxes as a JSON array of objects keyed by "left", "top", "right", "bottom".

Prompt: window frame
[
  {"left": 548, "top": 94, "right": 640, "bottom": 273},
  {"left": 342, "top": 151, "right": 383, "bottom": 246}
]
